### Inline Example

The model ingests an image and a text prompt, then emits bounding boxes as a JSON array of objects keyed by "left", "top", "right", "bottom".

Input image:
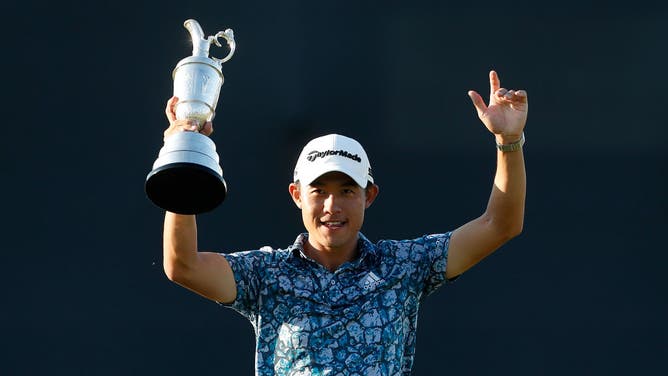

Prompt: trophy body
[
  {"left": 173, "top": 55, "right": 226, "bottom": 125},
  {"left": 146, "top": 19, "right": 236, "bottom": 214}
]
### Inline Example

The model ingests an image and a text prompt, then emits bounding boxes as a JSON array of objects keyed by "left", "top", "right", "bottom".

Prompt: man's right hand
[{"left": 163, "top": 96, "right": 213, "bottom": 141}]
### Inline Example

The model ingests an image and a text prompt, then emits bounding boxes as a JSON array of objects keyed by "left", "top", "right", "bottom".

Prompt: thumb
[{"left": 468, "top": 90, "right": 487, "bottom": 119}]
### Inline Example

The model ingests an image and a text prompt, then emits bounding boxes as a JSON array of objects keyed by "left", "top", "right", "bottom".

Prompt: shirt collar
[{"left": 289, "top": 232, "right": 377, "bottom": 266}]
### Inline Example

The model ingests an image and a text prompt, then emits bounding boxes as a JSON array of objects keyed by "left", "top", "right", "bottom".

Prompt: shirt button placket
[{"left": 330, "top": 276, "right": 346, "bottom": 304}]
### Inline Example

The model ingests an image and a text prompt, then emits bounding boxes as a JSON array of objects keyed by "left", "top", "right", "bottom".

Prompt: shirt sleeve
[
  {"left": 417, "top": 232, "right": 453, "bottom": 297},
  {"left": 219, "top": 249, "right": 272, "bottom": 319}
]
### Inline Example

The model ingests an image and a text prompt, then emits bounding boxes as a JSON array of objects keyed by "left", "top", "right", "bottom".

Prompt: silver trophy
[{"left": 146, "top": 19, "right": 236, "bottom": 214}]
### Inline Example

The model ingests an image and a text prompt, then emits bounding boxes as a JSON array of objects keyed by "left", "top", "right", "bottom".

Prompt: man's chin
[{"left": 318, "top": 231, "right": 358, "bottom": 249}]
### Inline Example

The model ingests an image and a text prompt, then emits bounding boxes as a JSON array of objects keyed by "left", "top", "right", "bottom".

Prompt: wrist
[{"left": 495, "top": 133, "right": 523, "bottom": 145}]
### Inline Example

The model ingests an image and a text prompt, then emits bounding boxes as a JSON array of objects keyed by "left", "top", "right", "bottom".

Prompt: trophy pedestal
[{"left": 146, "top": 131, "right": 227, "bottom": 214}]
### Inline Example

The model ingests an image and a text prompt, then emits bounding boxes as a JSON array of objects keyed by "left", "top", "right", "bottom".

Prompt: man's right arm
[
  {"left": 163, "top": 212, "right": 237, "bottom": 303},
  {"left": 160, "top": 96, "right": 237, "bottom": 303}
]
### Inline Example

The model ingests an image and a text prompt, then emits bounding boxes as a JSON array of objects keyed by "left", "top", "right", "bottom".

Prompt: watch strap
[{"left": 496, "top": 132, "right": 525, "bottom": 152}]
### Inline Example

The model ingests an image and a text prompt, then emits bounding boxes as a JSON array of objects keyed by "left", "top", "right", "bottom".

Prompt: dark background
[{"left": 3, "top": 0, "right": 666, "bottom": 374}]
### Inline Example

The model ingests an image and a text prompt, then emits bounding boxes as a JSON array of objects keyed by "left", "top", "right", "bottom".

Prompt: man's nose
[{"left": 323, "top": 194, "right": 341, "bottom": 213}]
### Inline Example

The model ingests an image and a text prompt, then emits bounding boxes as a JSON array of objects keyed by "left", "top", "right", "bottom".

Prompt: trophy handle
[{"left": 209, "top": 29, "right": 236, "bottom": 64}]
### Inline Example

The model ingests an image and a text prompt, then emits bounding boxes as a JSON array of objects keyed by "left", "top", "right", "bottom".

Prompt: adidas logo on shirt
[{"left": 362, "top": 271, "right": 384, "bottom": 290}]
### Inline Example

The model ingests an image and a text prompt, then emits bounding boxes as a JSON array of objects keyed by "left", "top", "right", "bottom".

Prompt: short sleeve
[
  {"left": 377, "top": 232, "right": 453, "bottom": 299},
  {"left": 420, "top": 232, "right": 453, "bottom": 297},
  {"left": 220, "top": 249, "right": 272, "bottom": 319}
]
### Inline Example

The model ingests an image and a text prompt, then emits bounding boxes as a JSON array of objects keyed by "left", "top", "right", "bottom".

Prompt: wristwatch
[{"left": 496, "top": 132, "right": 525, "bottom": 152}]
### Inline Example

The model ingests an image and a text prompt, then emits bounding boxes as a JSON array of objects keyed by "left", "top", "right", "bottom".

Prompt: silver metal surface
[
  {"left": 172, "top": 19, "right": 235, "bottom": 127},
  {"left": 152, "top": 131, "right": 222, "bottom": 175}
]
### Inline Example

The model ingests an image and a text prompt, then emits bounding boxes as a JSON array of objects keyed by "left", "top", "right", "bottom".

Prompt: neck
[{"left": 304, "top": 236, "right": 359, "bottom": 272}]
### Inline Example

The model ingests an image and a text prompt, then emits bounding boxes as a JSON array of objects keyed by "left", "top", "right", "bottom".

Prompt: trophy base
[{"left": 145, "top": 162, "right": 227, "bottom": 215}]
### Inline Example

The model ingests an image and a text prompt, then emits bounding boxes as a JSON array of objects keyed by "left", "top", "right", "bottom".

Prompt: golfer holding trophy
[
  {"left": 151, "top": 16, "right": 529, "bottom": 376},
  {"left": 146, "top": 19, "right": 236, "bottom": 214}
]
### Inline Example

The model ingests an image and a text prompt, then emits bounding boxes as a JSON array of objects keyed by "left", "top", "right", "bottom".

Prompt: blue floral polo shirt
[{"left": 221, "top": 231, "right": 452, "bottom": 375}]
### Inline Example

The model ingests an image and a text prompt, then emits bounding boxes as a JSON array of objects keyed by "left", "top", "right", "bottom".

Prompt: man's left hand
[{"left": 468, "top": 70, "right": 528, "bottom": 144}]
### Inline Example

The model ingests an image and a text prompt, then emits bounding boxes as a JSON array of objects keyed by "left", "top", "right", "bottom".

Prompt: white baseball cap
[{"left": 293, "top": 134, "right": 374, "bottom": 188}]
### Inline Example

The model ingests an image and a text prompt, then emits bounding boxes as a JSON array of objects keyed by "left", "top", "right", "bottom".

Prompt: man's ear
[
  {"left": 288, "top": 183, "right": 302, "bottom": 209},
  {"left": 364, "top": 184, "right": 380, "bottom": 209}
]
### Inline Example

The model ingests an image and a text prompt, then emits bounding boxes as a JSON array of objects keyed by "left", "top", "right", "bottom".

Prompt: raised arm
[
  {"left": 161, "top": 96, "right": 237, "bottom": 303},
  {"left": 446, "top": 71, "right": 527, "bottom": 279}
]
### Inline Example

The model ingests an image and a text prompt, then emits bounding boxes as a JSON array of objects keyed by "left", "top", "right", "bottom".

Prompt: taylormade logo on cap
[
  {"left": 306, "top": 150, "right": 362, "bottom": 163},
  {"left": 294, "top": 134, "right": 374, "bottom": 188}
]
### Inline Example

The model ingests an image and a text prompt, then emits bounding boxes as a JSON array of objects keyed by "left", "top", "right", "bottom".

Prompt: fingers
[
  {"left": 163, "top": 119, "right": 200, "bottom": 141},
  {"left": 163, "top": 96, "right": 215, "bottom": 140},
  {"left": 514, "top": 90, "right": 528, "bottom": 103},
  {"left": 165, "top": 96, "right": 178, "bottom": 123},
  {"left": 493, "top": 88, "right": 528, "bottom": 104},
  {"left": 489, "top": 70, "right": 500, "bottom": 99},
  {"left": 200, "top": 121, "right": 214, "bottom": 136},
  {"left": 468, "top": 90, "right": 487, "bottom": 118},
  {"left": 488, "top": 70, "right": 528, "bottom": 105}
]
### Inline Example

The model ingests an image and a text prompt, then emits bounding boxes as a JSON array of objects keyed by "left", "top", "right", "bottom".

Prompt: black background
[{"left": 3, "top": 0, "right": 666, "bottom": 374}]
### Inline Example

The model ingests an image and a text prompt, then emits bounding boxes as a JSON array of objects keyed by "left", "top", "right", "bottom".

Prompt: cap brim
[{"left": 297, "top": 162, "right": 368, "bottom": 188}]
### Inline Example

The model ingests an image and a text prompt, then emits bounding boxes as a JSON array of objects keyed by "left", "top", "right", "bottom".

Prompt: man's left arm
[{"left": 446, "top": 70, "right": 528, "bottom": 279}]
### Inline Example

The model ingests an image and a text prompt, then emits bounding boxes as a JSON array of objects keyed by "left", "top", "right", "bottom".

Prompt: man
[{"left": 161, "top": 70, "right": 527, "bottom": 375}]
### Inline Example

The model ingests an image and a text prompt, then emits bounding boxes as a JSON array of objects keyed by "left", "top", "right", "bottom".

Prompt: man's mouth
[{"left": 320, "top": 220, "right": 346, "bottom": 229}]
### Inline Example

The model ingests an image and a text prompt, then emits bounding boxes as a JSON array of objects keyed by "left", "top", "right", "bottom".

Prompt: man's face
[{"left": 289, "top": 171, "right": 378, "bottom": 255}]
